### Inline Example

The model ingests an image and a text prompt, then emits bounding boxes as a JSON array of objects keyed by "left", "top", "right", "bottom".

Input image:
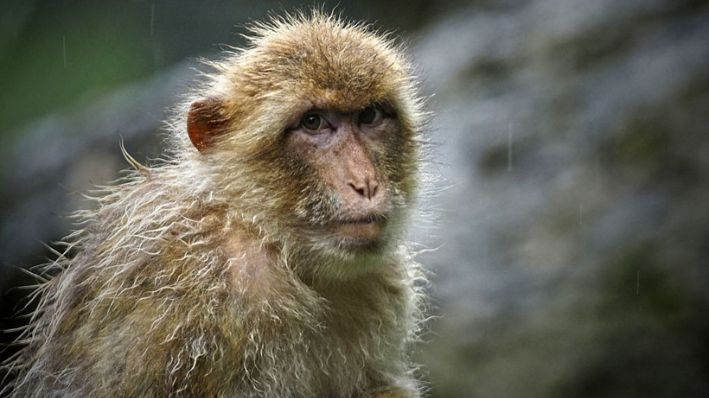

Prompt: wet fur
[{"left": 5, "top": 12, "right": 427, "bottom": 398}]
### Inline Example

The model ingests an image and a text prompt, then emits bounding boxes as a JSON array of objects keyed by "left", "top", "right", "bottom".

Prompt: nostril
[
  {"left": 369, "top": 183, "right": 378, "bottom": 200},
  {"left": 349, "top": 183, "right": 366, "bottom": 198},
  {"left": 348, "top": 180, "right": 380, "bottom": 200}
]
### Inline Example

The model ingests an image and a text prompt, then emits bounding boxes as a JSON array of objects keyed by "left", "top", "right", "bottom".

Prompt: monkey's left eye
[
  {"left": 300, "top": 113, "right": 327, "bottom": 132},
  {"left": 358, "top": 105, "right": 384, "bottom": 126}
]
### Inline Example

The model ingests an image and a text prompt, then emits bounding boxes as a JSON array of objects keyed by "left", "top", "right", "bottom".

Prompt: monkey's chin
[{"left": 329, "top": 220, "right": 386, "bottom": 251}]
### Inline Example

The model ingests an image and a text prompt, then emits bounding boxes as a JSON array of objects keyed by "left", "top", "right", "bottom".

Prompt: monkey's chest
[{"left": 233, "top": 307, "right": 402, "bottom": 397}]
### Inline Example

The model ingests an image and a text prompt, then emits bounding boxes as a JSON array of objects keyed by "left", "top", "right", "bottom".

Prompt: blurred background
[{"left": 1, "top": 0, "right": 708, "bottom": 396}]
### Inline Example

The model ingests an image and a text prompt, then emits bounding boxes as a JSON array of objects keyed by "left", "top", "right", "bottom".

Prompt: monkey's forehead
[{"left": 230, "top": 17, "right": 409, "bottom": 110}]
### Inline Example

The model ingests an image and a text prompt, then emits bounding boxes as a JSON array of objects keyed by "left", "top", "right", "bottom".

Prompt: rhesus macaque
[{"left": 6, "top": 11, "right": 427, "bottom": 398}]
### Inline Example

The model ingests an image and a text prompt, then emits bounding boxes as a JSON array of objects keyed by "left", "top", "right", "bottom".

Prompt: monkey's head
[{"left": 183, "top": 13, "right": 424, "bottom": 271}]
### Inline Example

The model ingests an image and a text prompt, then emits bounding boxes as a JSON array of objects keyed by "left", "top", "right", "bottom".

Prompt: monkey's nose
[{"left": 348, "top": 178, "right": 379, "bottom": 200}]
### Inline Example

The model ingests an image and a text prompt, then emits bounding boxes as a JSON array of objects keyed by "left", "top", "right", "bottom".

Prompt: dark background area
[{"left": 2, "top": 1, "right": 709, "bottom": 396}]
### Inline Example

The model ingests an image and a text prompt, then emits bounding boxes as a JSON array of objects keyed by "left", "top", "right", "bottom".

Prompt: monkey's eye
[
  {"left": 358, "top": 105, "right": 384, "bottom": 126},
  {"left": 300, "top": 113, "right": 327, "bottom": 132}
]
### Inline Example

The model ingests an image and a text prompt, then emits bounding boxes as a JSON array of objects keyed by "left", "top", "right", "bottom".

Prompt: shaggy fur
[{"left": 5, "top": 12, "right": 427, "bottom": 398}]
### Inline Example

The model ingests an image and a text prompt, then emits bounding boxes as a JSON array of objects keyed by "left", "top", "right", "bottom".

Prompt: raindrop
[
  {"left": 150, "top": 3, "right": 156, "bottom": 36},
  {"left": 507, "top": 122, "right": 513, "bottom": 172},
  {"left": 62, "top": 35, "right": 67, "bottom": 68}
]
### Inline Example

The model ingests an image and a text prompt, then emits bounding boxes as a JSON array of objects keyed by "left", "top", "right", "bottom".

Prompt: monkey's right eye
[{"left": 300, "top": 113, "right": 326, "bottom": 132}]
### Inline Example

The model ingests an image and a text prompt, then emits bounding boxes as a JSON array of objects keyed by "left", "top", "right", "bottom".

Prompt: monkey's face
[{"left": 282, "top": 101, "right": 409, "bottom": 254}]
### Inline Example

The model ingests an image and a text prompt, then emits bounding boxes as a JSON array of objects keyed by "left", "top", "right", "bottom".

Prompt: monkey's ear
[{"left": 187, "top": 98, "right": 228, "bottom": 152}]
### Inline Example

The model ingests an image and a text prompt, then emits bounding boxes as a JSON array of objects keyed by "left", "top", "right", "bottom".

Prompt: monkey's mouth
[{"left": 328, "top": 215, "right": 387, "bottom": 244}]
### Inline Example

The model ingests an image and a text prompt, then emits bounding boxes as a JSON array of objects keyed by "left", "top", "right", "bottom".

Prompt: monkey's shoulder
[{"left": 219, "top": 232, "right": 302, "bottom": 304}]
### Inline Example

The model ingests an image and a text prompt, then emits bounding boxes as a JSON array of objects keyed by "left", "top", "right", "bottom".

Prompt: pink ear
[{"left": 187, "top": 98, "right": 228, "bottom": 152}]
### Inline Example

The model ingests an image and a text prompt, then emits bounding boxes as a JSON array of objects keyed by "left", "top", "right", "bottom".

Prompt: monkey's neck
[{"left": 220, "top": 216, "right": 405, "bottom": 297}]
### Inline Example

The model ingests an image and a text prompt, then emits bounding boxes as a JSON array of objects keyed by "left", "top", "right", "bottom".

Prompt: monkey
[{"left": 4, "top": 11, "right": 427, "bottom": 398}]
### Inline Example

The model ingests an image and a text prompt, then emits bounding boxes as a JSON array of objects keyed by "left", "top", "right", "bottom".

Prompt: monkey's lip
[{"left": 329, "top": 215, "right": 386, "bottom": 242}]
